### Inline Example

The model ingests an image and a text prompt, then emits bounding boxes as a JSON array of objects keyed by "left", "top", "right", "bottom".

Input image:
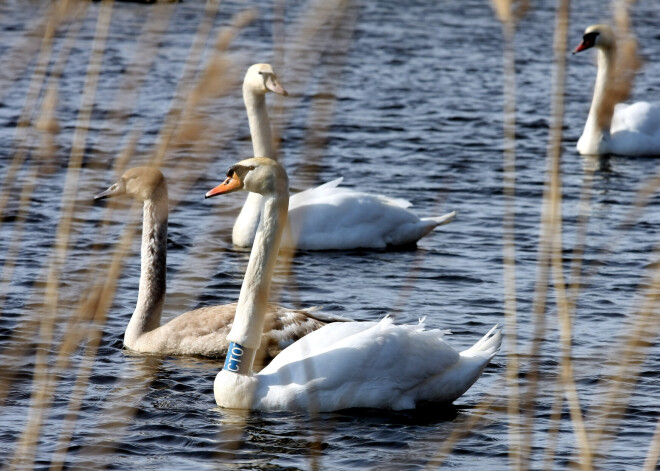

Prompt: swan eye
[{"left": 582, "top": 31, "right": 599, "bottom": 46}]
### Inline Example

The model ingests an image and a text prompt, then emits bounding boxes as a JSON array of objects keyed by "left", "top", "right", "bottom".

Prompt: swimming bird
[
  {"left": 95, "top": 167, "right": 343, "bottom": 361},
  {"left": 574, "top": 24, "right": 660, "bottom": 156},
  {"left": 206, "top": 157, "right": 501, "bottom": 411},
  {"left": 233, "top": 63, "right": 457, "bottom": 250}
]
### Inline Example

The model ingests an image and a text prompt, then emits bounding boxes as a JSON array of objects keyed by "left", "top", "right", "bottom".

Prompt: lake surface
[{"left": 1, "top": 0, "right": 659, "bottom": 469}]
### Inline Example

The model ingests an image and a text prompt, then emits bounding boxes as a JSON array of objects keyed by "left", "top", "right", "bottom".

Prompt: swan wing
[
  {"left": 610, "top": 102, "right": 660, "bottom": 156},
  {"left": 291, "top": 177, "right": 344, "bottom": 201},
  {"left": 285, "top": 183, "right": 454, "bottom": 250},
  {"left": 612, "top": 102, "right": 660, "bottom": 136},
  {"left": 254, "top": 318, "right": 466, "bottom": 411},
  {"left": 138, "top": 303, "right": 332, "bottom": 360}
]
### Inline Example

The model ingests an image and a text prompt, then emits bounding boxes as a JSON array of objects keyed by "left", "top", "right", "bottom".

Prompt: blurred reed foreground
[{"left": 0, "top": 0, "right": 659, "bottom": 470}]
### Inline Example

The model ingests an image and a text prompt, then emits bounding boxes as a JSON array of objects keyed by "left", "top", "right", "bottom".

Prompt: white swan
[
  {"left": 205, "top": 157, "right": 501, "bottom": 411},
  {"left": 574, "top": 24, "right": 660, "bottom": 156},
  {"left": 233, "top": 63, "right": 457, "bottom": 250},
  {"left": 94, "top": 167, "right": 344, "bottom": 361}
]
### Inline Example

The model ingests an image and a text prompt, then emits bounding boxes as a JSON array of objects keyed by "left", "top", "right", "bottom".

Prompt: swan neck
[
  {"left": 586, "top": 48, "right": 615, "bottom": 140},
  {"left": 235, "top": 86, "right": 275, "bottom": 245},
  {"left": 227, "top": 191, "right": 289, "bottom": 371},
  {"left": 244, "top": 86, "right": 274, "bottom": 158},
  {"left": 232, "top": 192, "right": 263, "bottom": 247},
  {"left": 125, "top": 185, "right": 168, "bottom": 347}
]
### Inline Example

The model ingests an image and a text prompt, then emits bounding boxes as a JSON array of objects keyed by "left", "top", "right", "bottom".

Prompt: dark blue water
[{"left": 1, "top": 0, "right": 659, "bottom": 469}]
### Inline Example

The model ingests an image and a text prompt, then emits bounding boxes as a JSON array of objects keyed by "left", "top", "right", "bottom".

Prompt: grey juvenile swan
[{"left": 95, "top": 167, "right": 342, "bottom": 361}]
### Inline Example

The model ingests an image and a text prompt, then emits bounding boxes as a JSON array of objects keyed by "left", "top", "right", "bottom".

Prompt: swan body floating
[
  {"left": 574, "top": 24, "right": 660, "bottom": 156},
  {"left": 95, "top": 167, "right": 343, "bottom": 360},
  {"left": 233, "top": 64, "right": 457, "bottom": 250},
  {"left": 206, "top": 157, "right": 501, "bottom": 411}
]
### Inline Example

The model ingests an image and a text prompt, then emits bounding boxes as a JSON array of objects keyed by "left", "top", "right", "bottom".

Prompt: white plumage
[
  {"left": 285, "top": 177, "right": 456, "bottom": 250},
  {"left": 241, "top": 318, "right": 501, "bottom": 411},
  {"left": 607, "top": 102, "right": 660, "bottom": 156},
  {"left": 574, "top": 24, "right": 660, "bottom": 156},
  {"left": 233, "top": 64, "right": 456, "bottom": 250},
  {"left": 207, "top": 158, "right": 501, "bottom": 412}
]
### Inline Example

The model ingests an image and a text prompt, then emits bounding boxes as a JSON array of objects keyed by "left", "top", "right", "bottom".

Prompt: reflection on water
[{"left": 1, "top": 0, "right": 660, "bottom": 469}]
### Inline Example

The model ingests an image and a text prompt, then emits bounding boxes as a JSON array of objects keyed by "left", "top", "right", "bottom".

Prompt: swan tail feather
[
  {"left": 464, "top": 324, "right": 502, "bottom": 360},
  {"left": 422, "top": 210, "right": 457, "bottom": 228}
]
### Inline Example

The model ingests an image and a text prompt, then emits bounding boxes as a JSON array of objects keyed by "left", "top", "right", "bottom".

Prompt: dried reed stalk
[
  {"left": 85, "top": 1, "right": 177, "bottom": 173},
  {"left": 7, "top": 2, "right": 114, "bottom": 469},
  {"left": 0, "top": 1, "right": 78, "bottom": 104},
  {"left": 45, "top": 5, "right": 180, "bottom": 463},
  {"left": 5, "top": 0, "right": 658, "bottom": 469},
  {"left": 274, "top": 0, "right": 358, "bottom": 308},
  {"left": 500, "top": 14, "right": 523, "bottom": 471},
  {"left": 424, "top": 395, "right": 499, "bottom": 469},
  {"left": 58, "top": 3, "right": 253, "bottom": 464},
  {"left": 0, "top": 0, "right": 87, "bottom": 419},
  {"left": 212, "top": 2, "right": 359, "bottom": 465},
  {"left": 542, "top": 1, "right": 596, "bottom": 469},
  {"left": 587, "top": 249, "right": 660, "bottom": 466},
  {"left": 489, "top": 0, "right": 529, "bottom": 468},
  {"left": 0, "top": 1, "right": 87, "bottom": 273},
  {"left": 595, "top": 0, "right": 642, "bottom": 131},
  {"left": 421, "top": 1, "right": 533, "bottom": 466},
  {"left": 643, "top": 414, "right": 660, "bottom": 471}
]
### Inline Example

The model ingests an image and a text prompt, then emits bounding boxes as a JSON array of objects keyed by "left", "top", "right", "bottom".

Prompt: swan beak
[
  {"left": 94, "top": 182, "right": 123, "bottom": 200},
  {"left": 205, "top": 175, "right": 242, "bottom": 198},
  {"left": 573, "top": 39, "right": 592, "bottom": 54},
  {"left": 265, "top": 75, "right": 288, "bottom": 96}
]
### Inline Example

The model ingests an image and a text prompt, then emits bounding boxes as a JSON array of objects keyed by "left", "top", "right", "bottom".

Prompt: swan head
[
  {"left": 573, "top": 24, "right": 615, "bottom": 54},
  {"left": 205, "top": 157, "right": 288, "bottom": 199},
  {"left": 95, "top": 167, "right": 165, "bottom": 202},
  {"left": 243, "top": 63, "right": 288, "bottom": 97}
]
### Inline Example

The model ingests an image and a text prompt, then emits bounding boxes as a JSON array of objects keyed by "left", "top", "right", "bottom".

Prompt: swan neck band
[{"left": 224, "top": 342, "right": 255, "bottom": 375}]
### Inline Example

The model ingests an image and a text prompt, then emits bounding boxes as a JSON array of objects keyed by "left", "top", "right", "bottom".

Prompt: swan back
[
  {"left": 251, "top": 318, "right": 501, "bottom": 411},
  {"left": 285, "top": 183, "right": 456, "bottom": 250}
]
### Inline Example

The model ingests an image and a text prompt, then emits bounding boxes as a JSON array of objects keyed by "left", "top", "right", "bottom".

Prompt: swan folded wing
[
  {"left": 261, "top": 307, "right": 330, "bottom": 353},
  {"left": 609, "top": 102, "right": 660, "bottom": 156},
  {"left": 133, "top": 303, "right": 327, "bottom": 359},
  {"left": 254, "top": 317, "right": 461, "bottom": 411},
  {"left": 136, "top": 304, "right": 236, "bottom": 357},
  {"left": 291, "top": 177, "right": 344, "bottom": 200},
  {"left": 290, "top": 183, "right": 412, "bottom": 210},
  {"left": 612, "top": 102, "right": 660, "bottom": 135},
  {"left": 286, "top": 192, "right": 428, "bottom": 250}
]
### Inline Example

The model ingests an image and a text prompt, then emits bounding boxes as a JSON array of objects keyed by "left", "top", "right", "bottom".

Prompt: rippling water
[{"left": 1, "top": 0, "right": 660, "bottom": 469}]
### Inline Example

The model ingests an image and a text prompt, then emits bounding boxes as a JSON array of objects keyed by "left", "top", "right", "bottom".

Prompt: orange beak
[{"left": 205, "top": 175, "right": 243, "bottom": 198}]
